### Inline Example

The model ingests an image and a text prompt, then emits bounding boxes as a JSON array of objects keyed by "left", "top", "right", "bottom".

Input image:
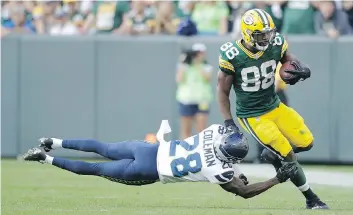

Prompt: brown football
[{"left": 279, "top": 61, "right": 296, "bottom": 80}]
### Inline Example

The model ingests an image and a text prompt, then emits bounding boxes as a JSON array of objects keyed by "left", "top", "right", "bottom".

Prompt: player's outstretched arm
[
  {"left": 220, "top": 162, "right": 298, "bottom": 199},
  {"left": 220, "top": 176, "right": 280, "bottom": 199},
  {"left": 217, "top": 71, "right": 239, "bottom": 131}
]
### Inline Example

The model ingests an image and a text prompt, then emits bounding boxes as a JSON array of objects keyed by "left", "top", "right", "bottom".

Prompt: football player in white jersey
[{"left": 23, "top": 120, "right": 297, "bottom": 199}]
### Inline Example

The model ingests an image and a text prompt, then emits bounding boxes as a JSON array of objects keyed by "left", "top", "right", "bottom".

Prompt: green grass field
[{"left": 2, "top": 160, "right": 353, "bottom": 215}]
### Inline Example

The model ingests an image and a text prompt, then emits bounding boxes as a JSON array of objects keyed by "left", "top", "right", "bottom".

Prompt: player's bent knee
[
  {"left": 261, "top": 149, "right": 278, "bottom": 163},
  {"left": 294, "top": 128, "right": 314, "bottom": 152},
  {"left": 307, "top": 141, "right": 314, "bottom": 150},
  {"left": 296, "top": 141, "right": 314, "bottom": 153}
]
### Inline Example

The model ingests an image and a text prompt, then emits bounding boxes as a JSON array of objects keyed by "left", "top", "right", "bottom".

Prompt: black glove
[
  {"left": 239, "top": 174, "right": 249, "bottom": 185},
  {"left": 224, "top": 119, "right": 240, "bottom": 133},
  {"left": 283, "top": 61, "right": 311, "bottom": 85},
  {"left": 276, "top": 161, "right": 298, "bottom": 183}
]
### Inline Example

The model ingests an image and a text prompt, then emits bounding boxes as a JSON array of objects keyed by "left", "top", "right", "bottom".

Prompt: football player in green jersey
[{"left": 217, "top": 8, "right": 328, "bottom": 210}]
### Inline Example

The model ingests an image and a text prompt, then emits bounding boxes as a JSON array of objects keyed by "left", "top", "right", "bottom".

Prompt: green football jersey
[{"left": 219, "top": 33, "right": 288, "bottom": 118}]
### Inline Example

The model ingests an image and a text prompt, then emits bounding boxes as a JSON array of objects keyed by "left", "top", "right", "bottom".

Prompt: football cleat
[
  {"left": 23, "top": 148, "right": 46, "bottom": 163},
  {"left": 306, "top": 199, "right": 329, "bottom": 210},
  {"left": 39, "top": 137, "right": 54, "bottom": 152}
]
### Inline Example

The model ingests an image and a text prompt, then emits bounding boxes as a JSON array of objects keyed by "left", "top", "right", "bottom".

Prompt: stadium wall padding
[{"left": 2, "top": 35, "right": 353, "bottom": 162}]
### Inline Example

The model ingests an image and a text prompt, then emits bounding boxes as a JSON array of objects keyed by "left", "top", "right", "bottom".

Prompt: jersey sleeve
[
  {"left": 218, "top": 50, "right": 235, "bottom": 75},
  {"left": 276, "top": 33, "right": 288, "bottom": 59},
  {"left": 208, "top": 168, "right": 234, "bottom": 184},
  {"left": 231, "top": 164, "right": 243, "bottom": 177}
]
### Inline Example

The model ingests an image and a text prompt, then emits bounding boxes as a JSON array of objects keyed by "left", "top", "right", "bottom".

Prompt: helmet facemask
[{"left": 251, "top": 28, "right": 276, "bottom": 51}]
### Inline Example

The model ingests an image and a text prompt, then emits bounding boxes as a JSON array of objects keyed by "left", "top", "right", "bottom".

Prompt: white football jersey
[{"left": 156, "top": 122, "right": 242, "bottom": 184}]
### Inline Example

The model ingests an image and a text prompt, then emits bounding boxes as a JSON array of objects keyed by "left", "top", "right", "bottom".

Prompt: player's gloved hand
[
  {"left": 239, "top": 174, "right": 249, "bottom": 185},
  {"left": 224, "top": 119, "right": 240, "bottom": 133},
  {"left": 276, "top": 161, "right": 298, "bottom": 183},
  {"left": 283, "top": 61, "right": 311, "bottom": 85}
]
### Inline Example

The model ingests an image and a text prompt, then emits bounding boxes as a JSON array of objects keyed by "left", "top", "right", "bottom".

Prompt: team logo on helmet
[{"left": 243, "top": 15, "right": 254, "bottom": 25}]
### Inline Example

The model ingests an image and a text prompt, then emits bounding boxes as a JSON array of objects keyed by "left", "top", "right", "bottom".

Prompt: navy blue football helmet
[{"left": 214, "top": 132, "right": 249, "bottom": 163}]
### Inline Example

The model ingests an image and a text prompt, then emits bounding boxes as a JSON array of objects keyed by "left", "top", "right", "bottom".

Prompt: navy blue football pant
[{"left": 52, "top": 140, "right": 160, "bottom": 185}]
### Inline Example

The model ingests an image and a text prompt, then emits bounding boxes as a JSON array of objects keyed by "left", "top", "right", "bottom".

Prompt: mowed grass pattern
[{"left": 2, "top": 160, "right": 353, "bottom": 215}]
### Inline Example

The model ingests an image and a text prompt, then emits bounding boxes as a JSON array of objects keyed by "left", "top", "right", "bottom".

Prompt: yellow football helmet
[{"left": 240, "top": 9, "right": 276, "bottom": 51}]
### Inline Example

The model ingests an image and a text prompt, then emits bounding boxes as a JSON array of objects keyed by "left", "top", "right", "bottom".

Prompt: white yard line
[{"left": 238, "top": 164, "right": 353, "bottom": 187}]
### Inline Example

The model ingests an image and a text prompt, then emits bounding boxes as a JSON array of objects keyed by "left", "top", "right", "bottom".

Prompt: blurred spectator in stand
[
  {"left": 32, "top": 1, "right": 61, "bottom": 34},
  {"left": 176, "top": 43, "right": 213, "bottom": 139},
  {"left": 143, "top": 0, "right": 158, "bottom": 17},
  {"left": 49, "top": 0, "right": 82, "bottom": 35},
  {"left": 79, "top": 1, "right": 93, "bottom": 18},
  {"left": 178, "top": 1, "right": 194, "bottom": 17},
  {"left": 153, "top": 1, "right": 181, "bottom": 35},
  {"left": 2, "top": 1, "right": 11, "bottom": 23},
  {"left": 22, "top": 1, "right": 36, "bottom": 21},
  {"left": 63, "top": 0, "right": 85, "bottom": 24},
  {"left": 314, "top": 1, "right": 352, "bottom": 38},
  {"left": 254, "top": 1, "right": 284, "bottom": 32},
  {"left": 82, "top": 1, "right": 130, "bottom": 34},
  {"left": 281, "top": 1, "right": 317, "bottom": 35},
  {"left": 2, "top": 4, "right": 36, "bottom": 36},
  {"left": 228, "top": 2, "right": 253, "bottom": 39},
  {"left": 119, "top": 1, "right": 155, "bottom": 35},
  {"left": 342, "top": 1, "right": 353, "bottom": 29},
  {"left": 191, "top": 1, "right": 229, "bottom": 35}
]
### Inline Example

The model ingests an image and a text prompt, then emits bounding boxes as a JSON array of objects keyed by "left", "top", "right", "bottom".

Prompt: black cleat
[
  {"left": 23, "top": 148, "right": 46, "bottom": 163},
  {"left": 306, "top": 198, "right": 329, "bottom": 210},
  {"left": 39, "top": 137, "right": 54, "bottom": 152}
]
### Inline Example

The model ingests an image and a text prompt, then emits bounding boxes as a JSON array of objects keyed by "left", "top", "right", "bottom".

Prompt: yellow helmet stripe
[{"left": 254, "top": 9, "right": 269, "bottom": 28}]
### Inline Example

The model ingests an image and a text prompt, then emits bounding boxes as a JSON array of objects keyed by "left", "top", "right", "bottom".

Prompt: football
[{"left": 279, "top": 61, "right": 295, "bottom": 80}]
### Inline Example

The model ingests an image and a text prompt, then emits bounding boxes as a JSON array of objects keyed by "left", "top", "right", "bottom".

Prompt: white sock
[
  {"left": 51, "top": 138, "right": 63, "bottom": 149},
  {"left": 298, "top": 182, "right": 310, "bottom": 192},
  {"left": 44, "top": 155, "right": 54, "bottom": 164}
]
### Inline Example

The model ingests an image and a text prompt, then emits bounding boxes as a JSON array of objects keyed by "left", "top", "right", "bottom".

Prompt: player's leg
[
  {"left": 39, "top": 138, "right": 138, "bottom": 160},
  {"left": 238, "top": 115, "right": 328, "bottom": 209},
  {"left": 178, "top": 103, "right": 197, "bottom": 139},
  {"left": 275, "top": 103, "right": 314, "bottom": 153},
  {"left": 51, "top": 158, "right": 158, "bottom": 185},
  {"left": 264, "top": 103, "right": 327, "bottom": 209},
  {"left": 195, "top": 103, "right": 209, "bottom": 133},
  {"left": 260, "top": 148, "right": 327, "bottom": 209},
  {"left": 23, "top": 144, "right": 159, "bottom": 185},
  {"left": 238, "top": 116, "right": 291, "bottom": 159}
]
